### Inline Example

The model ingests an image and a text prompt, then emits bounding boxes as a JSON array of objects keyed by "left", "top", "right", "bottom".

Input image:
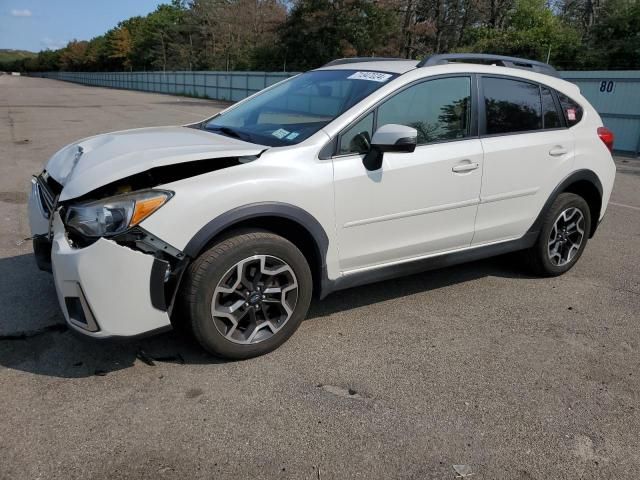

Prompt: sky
[{"left": 0, "top": 0, "right": 166, "bottom": 52}]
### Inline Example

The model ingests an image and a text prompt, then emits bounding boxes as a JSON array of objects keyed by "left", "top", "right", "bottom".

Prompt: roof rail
[
  {"left": 323, "top": 57, "right": 409, "bottom": 67},
  {"left": 418, "top": 53, "right": 559, "bottom": 77}
]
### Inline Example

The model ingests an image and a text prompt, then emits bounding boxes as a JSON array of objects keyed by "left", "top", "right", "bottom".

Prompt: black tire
[
  {"left": 525, "top": 192, "right": 591, "bottom": 276},
  {"left": 182, "top": 230, "right": 312, "bottom": 359}
]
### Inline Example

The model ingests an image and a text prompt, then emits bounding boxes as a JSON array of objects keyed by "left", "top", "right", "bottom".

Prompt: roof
[
  {"left": 317, "top": 54, "right": 561, "bottom": 79},
  {"left": 420, "top": 53, "right": 559, "bottom": 77},
  {"left": 316, "top": 60, "right": 419, "bottom": 75},
  {"left": 315, "top": 56, "right": 579, "bottom": 95}
]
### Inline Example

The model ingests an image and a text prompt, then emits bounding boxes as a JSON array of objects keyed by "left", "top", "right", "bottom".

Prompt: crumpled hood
[{"left": 46, "top": 126, "right": 266, "bottom": 201}]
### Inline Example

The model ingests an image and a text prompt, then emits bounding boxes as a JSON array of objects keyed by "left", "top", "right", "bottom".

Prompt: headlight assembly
[{"left": 65, "top": 190, "right": 173, "bottom": 238}]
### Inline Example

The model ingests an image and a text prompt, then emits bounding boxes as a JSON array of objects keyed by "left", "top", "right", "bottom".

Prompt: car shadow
[
  {"left": 306, "top": 253, "right": 532, "bottom": 320},
  {"left": 0, "top": 252, "right": 533, "bottom": 379}
]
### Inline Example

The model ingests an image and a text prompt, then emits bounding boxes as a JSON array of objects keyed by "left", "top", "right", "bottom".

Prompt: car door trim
[
  {"left": 343, "top": 197, "right": 479, "bottom": 228},
  {"left": 480, "top": 187, "right": 540, "bottom": 204},
  {"left": 321, "top": 231, "right": 538, "bottom": 295}
]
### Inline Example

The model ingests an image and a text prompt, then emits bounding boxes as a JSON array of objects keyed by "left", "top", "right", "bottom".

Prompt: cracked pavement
[{"left": 1, "top": 75, "right": 639, "bottom": 479}]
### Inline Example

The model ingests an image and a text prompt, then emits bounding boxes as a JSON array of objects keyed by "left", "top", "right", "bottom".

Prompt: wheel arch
[
  {"left": 530, "top": 169, "right": 603, "bottom": 238},
  {"left": 182, "top": 202, "right": 330, "bottom": 297}
]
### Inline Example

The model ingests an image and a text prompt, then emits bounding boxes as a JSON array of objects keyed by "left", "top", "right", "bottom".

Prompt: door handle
[
  {"left": 452, "top": 162, "right": 480, "bottom": 173},
  {"left": 549, "top": 146, "right": 568, "bottom": 157}
]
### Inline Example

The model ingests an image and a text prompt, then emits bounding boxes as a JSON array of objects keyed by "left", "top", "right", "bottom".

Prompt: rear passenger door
[{"left": 473, "top": 76, "right": 575, "bottom": 245}]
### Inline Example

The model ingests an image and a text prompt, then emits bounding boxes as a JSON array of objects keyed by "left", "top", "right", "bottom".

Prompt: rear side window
[
  {"left": 541, "top": 87, "right": 562, "bottom": 129},
  {"left": 557, "top": 92, "right": 584, "bottom": 127},
  {"left": 483, "top": 77, "right": 542, "bottom": 135}
]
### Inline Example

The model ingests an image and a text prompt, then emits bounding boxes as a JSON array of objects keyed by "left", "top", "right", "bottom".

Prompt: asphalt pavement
[{"left": 1, "top": 75, "right": 639, "bottom": 479}]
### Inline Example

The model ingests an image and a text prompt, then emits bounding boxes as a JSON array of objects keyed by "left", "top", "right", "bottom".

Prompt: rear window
[{"left": 557, "top": 92, "right": 584, "bottom": 127}]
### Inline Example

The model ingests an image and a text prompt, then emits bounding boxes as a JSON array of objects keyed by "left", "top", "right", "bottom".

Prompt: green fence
[
  {"left": 32, "top": 69, "right": 640, "bottom": 155},
  {"left": 30, "top": 71, "right": 297, "bottom": 103}
]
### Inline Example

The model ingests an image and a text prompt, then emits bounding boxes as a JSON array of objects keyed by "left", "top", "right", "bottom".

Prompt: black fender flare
[
  {"left": 527, "top": 168, "right": 603, "bottom": 238},
  {"left": 183, "top": 201, "right": 330, "bottom": 265}
]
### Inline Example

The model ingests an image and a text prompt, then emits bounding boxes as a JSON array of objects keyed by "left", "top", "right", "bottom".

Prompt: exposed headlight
[{"left": 65, "top": 190, "right": 173, "bottom": 237}]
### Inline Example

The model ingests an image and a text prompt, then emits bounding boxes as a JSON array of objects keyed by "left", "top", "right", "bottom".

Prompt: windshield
[{"left": 203, "top": 70, "right": 398, "bottom": 147}]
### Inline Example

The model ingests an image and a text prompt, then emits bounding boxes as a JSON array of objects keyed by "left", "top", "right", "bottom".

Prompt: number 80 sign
[{"left": 599, "top": 80, "right": 615, "bottom": 94}]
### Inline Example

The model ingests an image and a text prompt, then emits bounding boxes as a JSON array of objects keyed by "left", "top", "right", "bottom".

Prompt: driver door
[{"left": 332, "top": 76, "right": 483, "bottom": 272}]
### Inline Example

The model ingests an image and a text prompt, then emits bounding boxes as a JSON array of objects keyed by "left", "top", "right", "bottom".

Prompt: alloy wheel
[
  {"left": 211, "top": 255, "right": 298, "bottom": 345},
  {"left": 547, "top": 207, "right": 585, "bottom": 266}
]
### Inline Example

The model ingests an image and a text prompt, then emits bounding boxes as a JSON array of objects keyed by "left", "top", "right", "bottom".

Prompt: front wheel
[
  {"left": 181, "top": 231, "right": 312, "bottom": 359},
  {"left": 525, "top": 192, "right": 591, "bottom": 276}
]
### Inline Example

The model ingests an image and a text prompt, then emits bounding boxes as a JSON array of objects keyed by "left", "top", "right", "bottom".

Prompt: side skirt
[{"left": 320, "top": 231, "right": 538, "bottom": 298}]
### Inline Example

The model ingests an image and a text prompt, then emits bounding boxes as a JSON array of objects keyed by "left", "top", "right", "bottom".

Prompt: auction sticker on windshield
[
  {"left": 348, "top": 71, "right": 393, "bottom": 83},
  {"left": 271, "top": 128, "right": 290, "bottom": 139},
  {"left": 285, "top": 132, "right": 300, "bottom": 140}
]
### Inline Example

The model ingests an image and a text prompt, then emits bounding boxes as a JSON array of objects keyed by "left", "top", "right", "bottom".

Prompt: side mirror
[{"left": 363, "top": 124, "right": 418, "bottom": 171}]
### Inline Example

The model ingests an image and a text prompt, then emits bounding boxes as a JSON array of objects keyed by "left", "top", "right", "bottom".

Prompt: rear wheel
[
  {"left": 182, "top": 231, "right": 312, "bottom": 359},
  {"left": 525, "top": 192, "right": 591, "bottom": 276}
]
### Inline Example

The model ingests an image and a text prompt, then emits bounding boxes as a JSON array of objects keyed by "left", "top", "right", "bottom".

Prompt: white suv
[{"left": 28, "top": 54, "right": 616, "bottom": 359}]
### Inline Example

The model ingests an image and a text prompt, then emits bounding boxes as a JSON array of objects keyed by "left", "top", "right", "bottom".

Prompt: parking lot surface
[{"left": 1, "top": 75, "right": 639, "bottom": 479}]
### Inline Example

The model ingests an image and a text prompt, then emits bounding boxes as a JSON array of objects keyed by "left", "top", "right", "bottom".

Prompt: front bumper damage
[{"left": 28, "top": 175, "right": 183, "bottom": 339}]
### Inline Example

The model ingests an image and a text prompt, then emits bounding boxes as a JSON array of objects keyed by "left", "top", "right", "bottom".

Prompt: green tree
[
  {"left": 108, "top": 27, "right": 134, "bottom": 70},
  {"left": 188, "top": 0, "right": 286, "bottom": 71},
  {"left": 13, "top": 0, "right": 640, "bottom": 73},
  {"left": 25, "top": 49, "right": 61, "bottom": 71},
  {"left": 586, "top": 0, "right": 640, "bottom": 69},
  {"left": 460, "top": 0, "right": 582, "bottom": 68},
  {"left": 280, "top": 0, "right": 397, "bottom": 70},
  {"left": 59, "top": 40, "right": 90, "bottom": 70},
  {"left": 84, "top": 36, "right": 109, "bottom": 71},
  {"left": 144, "top": 4, "right": 188, "bottom": 71}
]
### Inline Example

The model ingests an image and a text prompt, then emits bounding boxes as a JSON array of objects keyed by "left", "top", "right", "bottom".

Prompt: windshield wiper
[{"left": 207, "top": 126, "right": 252, "bottom": 142}]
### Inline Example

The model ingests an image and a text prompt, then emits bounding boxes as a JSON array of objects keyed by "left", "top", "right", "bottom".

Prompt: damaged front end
[
  {"left": 26, "top": 123, "right": 269, "bottom": 338},
  {"left": 29, "top": 153, "right": 258, "bottom": 331},
  {"left": 31, "top": 172, "right": 187, "bottom": 318}
]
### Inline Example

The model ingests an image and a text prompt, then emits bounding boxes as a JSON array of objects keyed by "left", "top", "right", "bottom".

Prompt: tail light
[{"left": 597, "top": 126, "right": 614, "bottom": 152}]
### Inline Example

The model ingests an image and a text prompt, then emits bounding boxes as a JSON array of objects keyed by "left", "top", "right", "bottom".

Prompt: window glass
[
  {"left": 542, "top": 87, "right": 562, "bottom": 129},
  {"left": 204, "top": 70, "right": 397, "bottom": 147},
  {"left": 339, "top": 112, "right": 374, "bottom": 154},
  {"left": 483, "top": 77, "right": 542, "bottom": 134},
  {"left": 377, "top": 77, "right": 471, "bottom": 144},
  {"left": 557, "top": 92, "right": 584, "bottom": 127}
]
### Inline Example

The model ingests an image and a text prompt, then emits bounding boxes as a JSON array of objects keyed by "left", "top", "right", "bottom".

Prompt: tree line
[{"left": 4, "top": 0, "right": 640, "bottom": 73}]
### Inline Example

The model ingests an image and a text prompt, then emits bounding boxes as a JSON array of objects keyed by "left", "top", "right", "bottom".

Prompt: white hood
[{"left": 46, "top": 126, "right": 266, "bottom": 201}]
